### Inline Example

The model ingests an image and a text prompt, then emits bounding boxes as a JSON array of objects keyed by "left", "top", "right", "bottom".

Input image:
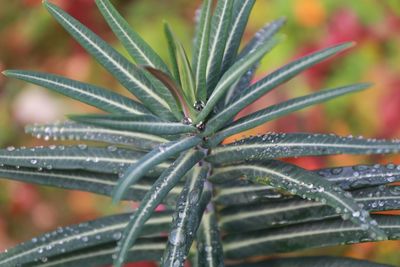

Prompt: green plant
[{"left": 0, "top": 0, "right": 399, "bottom": 266}]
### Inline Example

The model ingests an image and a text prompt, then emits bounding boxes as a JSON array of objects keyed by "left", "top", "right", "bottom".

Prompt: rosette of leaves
[{"left": 1, "top": 0, "right": 400, "bottom": 266}]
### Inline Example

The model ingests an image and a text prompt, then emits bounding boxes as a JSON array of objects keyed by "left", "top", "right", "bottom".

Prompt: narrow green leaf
[
  {"left": 213, "top": 163, "right": 400, "bottom": 206},
  {"left": 163, "top": 23, "right": 197, "bottom": 107},
  {"left": 220, "top": 0, "right": 256, "bottom": 73},
  {"left": 164, "top": 21, "right": 181, "bottom": 84},
  {"left": 0, "top": 146, "right": 168, "bottom": 175},
  {"left": 0, "top": 212, "right": 171, "bottom": 267},
  {"left": 113, "top": 149, "right": 205, "bottom": 267},
  {"left": 162, "top": 166, "right": 210, "bottom": 267},
  {"left": 43, "top": 1, "right": 176, "bottom": 121},
  {"left": 220, "top": 185, "right": 400, "bottom": 233},
  {"left": 317, "top": 163, "right": 400, "bottom": 190},
  {"left": 0, "top": 166, "right": 181, "bottom": 203},
  {"left": 207, "top": 133, "right": 400, "bottom": 165},
  {"left": 228, "top": 256, "right": 392, "bottom": 267},
  {"left": 196, "top": 212, "right": 224, "bottom": 267},
  {"left": 221, "top": 18, "right": 286, "bottom": 108},
  {"left": 95, "top": 0, "right": 170, "bottom": 74},
  {"left": 214, "top": 179, "right": 285, "bottom": 206},
  {"left": 195, "top": 35, "right": 279, "bottom": 124},
  {"left": 3, "top": 70, "right": 149, "bottom": 115},
  {"left": 25, "top": 121, "right": 169, "bottom": 151},
  {"left": 27, "top": 237, "right": 166, "bottom": 267},
  {"left": 112, "top": 136, "right": 202, "bottom": 203},
  {"left": 192, "top": 0, "right": 213, "bottom": 102},
  {"left": 209, "top": 161, "right": 387, "bottom": 239},
  {"left": 204, "top": 42, "right": 355, "bottom": 135},
  {"left": 223, "top": 215, "right": 399, "bottom": 259},
  {"left": 69, "top": 114, "right": 197, "bottom": 135},
  {"left": 92, "top": 0, "right": 184, "bottom": 120},
  {"left": 209, "top": 83, "right": 370, "bottom": 145},
  {"left": 206, "top": 0, "right": 234, "bottom": 94}
]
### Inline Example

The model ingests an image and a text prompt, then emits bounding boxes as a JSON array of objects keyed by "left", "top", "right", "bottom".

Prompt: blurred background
[{"left": 0, "top": 0, "right": 400, "bottom": 266}]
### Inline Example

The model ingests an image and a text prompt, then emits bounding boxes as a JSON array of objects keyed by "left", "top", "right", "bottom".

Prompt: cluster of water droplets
[{"left": 318, "top": 163, "right": 400, "bottom": 190}]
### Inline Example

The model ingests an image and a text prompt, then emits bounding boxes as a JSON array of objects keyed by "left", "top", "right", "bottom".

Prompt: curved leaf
[
  {"left": 27, "top": 237, "right": 165, "bottom": 267},
  {"left": 114, "top": 149, "right": 205, "bottom": 267},
  {"left": 112, "top": 136, "right": 202, "bottom": 203},
  {"left": 0, "top": 212, "right": 171, "bottom": 267},
  {"left": 196, "top": 212, "right": 224, "bottom": 267},
  {"left": 207, "top": 133, "right": 400, "bottom": 165},
  {"left": 221, "top": 18, "right": 286, "bottom": 108},
  {"left": 220, "top": 185, "right": 400, "bottom": 233},
  {"left": 213, "top": 163, "right": 400, "bottom": 206},
  {"left": 204, "top": 42, "right": 354, "bottom": 135},
  {"left": 209, "top": 161, "right": 386, "bottom": 239},
  {"left": 69, "top": 114, "right": 197, "bottom": 135},
  {"left": 223, "top": 215, "right": 400, "bottom": 259},
  {"left": 25, "top": 122, "right": 169, "bottom": 151},
  {"left": 163, "top": 23, "right": 196, "bottom": 106},
  {"left": 95, "top": 0, "right": 170, "bottom": 74},
  {"left": 3, "top": 70, "right": 149, "bottom": 115},
  {"left": 0, "top": 146, "right": 167, "bottom": 175},
  {"left": 214, "top": 179, "right": 287, "bottom": 206},
  {"left": 44, "top": 1, "right": 176, "bottom": 121},
  {"left": 192, "top": 0, "right": 212, "bottom": 102},
  {"left": 195, "top": 35, "right": 279, "bottom": 124},
  {"left": 210, "top": 83, "right": 370, "bottom": 145},
  {"left": 0, "top": 166, "right": 181, "bottom": 202},
  {"left": 220, "top": 0, "right": 256, "bottom": 73},
  {"left": 206, "top": 0, "right": 234, "bottom": 93},
  {"left": 228, "top": 256, "right": 392, "bottom": 267},
  {"left": 162, "top": 166, "right": 210, "bottom": 267}
]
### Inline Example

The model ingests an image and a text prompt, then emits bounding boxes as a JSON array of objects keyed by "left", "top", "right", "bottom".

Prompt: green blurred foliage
[{"left": 0, "top": 0, "right": 400, "bottom": 265}]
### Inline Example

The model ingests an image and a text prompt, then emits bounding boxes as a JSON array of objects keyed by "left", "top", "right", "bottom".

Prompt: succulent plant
[{"left": 1, "top": 0, "right": 399, "bottom": 266}]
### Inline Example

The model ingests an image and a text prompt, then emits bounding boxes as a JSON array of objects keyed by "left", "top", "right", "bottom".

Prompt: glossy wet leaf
[
  {"left": 0, "top": 146, "right": 168, "bottom": 175},
  {"left": 114, "top": 149, "right": 205, "bottom": 267},
  {"left": 220, "top": 185, "right": 400, "bottom": 232},
  {"left": 162, "top": 167, "right": 210, "bottom": 267},
  {"left": 25, "top": 122, "right": 169, "bottom": 151},
  {"left": 0, "top": 166, "right": 181, "bottom": 203},
  {"left": 0, "top": 213, "right": 171, "bottom": 267},
  {"left": 112, "top": 136, "right": 202, "bottom": 203},
  {"left": 196, "top": 212, "right": 224, "bottom": 267},
  {"left": 27, "top": 237, "right": 166, "bottom": 267},
  {"left": 209, "top": 161, "right": 386, "bottom": 240},
  {"left": 69, "top": 114, "right": 197, "bottom": 135},
  {"left": 223, "top": 215, "right": 399, "bottom": 259},
  {"left": 207, "top": 133, "right": 400, "bottom": 164}
]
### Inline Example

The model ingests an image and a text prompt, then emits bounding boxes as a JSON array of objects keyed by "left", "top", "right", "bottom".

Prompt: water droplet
[
  {"left": 107, "top": 146, "right": 117, "bottom": 152},
  {"left": 113, "top": 232, "right": 122, "bottom": 240},
  {"left": 194, "top": 100, "right": 205, "bottom": 111},
  {"left": 181, "top": 117, "right": 192, "bottom": 125},
  {"left": 169, "top": 229, "right": 185, "bottom": 246},
  {"left": 78, "top": 144, "right": 87, "bottom": 150}
]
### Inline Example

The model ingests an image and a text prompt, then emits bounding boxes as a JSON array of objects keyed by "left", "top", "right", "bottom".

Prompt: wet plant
[{"left": 0, "top": 0, "right": 399, "bottom": 266}]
